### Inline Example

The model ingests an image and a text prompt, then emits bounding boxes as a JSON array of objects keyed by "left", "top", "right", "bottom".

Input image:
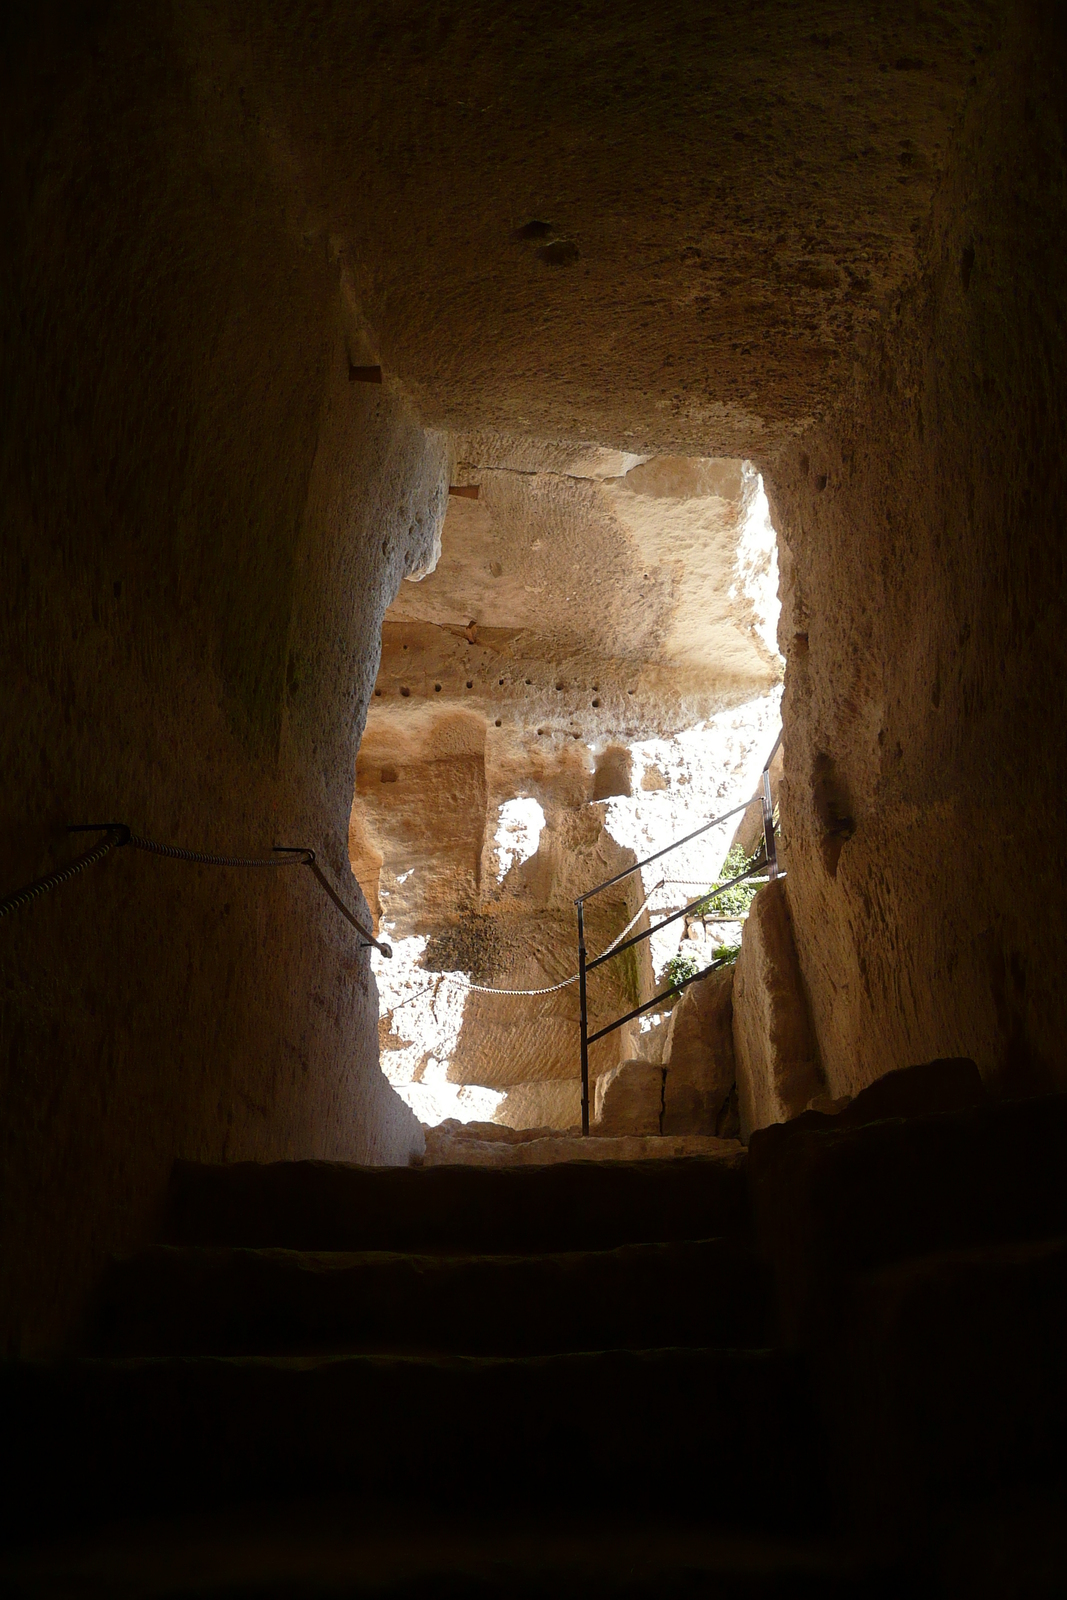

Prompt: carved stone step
[
  {"left": 90, "top": 1237, "right": 774, "bottom": 1357},
  {"left": 163, "top": 1156, "right": 750, "bottom": 1254},
  {"left": 2, "top": 1346, "right": 817, "bottom": 1531}
]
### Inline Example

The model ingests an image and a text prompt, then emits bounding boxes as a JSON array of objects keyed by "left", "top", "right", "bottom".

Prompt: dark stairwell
[
  {"left": 3, "top": 2, "right": 1067, "bottom": 1594},
  {"left": 7, "top": 1059, "right": 1067, "bottom": 1592}
]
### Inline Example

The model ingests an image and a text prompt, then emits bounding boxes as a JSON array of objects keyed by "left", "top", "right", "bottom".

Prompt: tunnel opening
[
  {"left": 350, "top": 436, "right": 785, "bottom": 1142},
  {"left": 8, "top": 5, "right": 1067, "bottom": 1578}
]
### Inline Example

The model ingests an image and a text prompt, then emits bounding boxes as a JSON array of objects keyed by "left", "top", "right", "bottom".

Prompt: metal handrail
[
  {"left": 573, "top": 798, "right": 755, "bottom": 906},
  {"left": 585, "top": 951, "right": 735, "bottom": 1046},
  {"left": 574, "top": 729, "right": 782, "bottom": 908},
  {"left": 585, "top": 861, "right": 767, "bottom": 974},
  {"left": 576, "top": 729, "right": 782, "bottom": 1134}
]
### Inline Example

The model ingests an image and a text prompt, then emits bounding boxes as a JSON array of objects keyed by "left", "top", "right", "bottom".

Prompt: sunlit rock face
[
  {"left": 662, "top": 968, "right": 737, "bottom": 1138},
  {"left": 351, "top": 443, "right": 782, "bottom": 1127}
]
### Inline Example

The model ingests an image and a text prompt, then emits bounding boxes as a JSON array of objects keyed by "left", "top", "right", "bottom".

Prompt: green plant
[
  {"left": 711, "top": 942, "right": 741, "bottom": 965},
  {"left": 721, "top": 841, "right": 757, "bottom": 874},
  {"left": 697, "top": 842, "right": 762, "bottom": 918},
  {"left": 663, "top": 951, "right": 701, "bottom": 992}
]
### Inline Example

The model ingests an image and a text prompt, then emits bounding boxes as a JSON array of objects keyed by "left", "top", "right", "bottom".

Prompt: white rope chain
[
  {"left": 382, "top": 879, "right": 667, "bottom": 1006},
  {"left": 380, "top": 866, "right": 765, "bottom": 1012},
  {"left": 377, "top": 775, "right": 776, "bottom": 1013}
]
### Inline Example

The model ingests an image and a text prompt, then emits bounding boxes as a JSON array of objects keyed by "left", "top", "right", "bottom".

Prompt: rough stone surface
[
  {"left": 359, "top": 771, "right": 650, "bottom": 1101},
  {"left": 386, "top": 453, "right": 779, "bottom": 715},
  {"left": 351, "top": 456, "right": 782, "bottom": 1127},
  {"left": 162, "top": 1155, "right": 751, "bottom": 1254},
  {"left": 491, "top": 1081, "right": 585, "bottom": 1133},
  {"left": 4, "top": 0, "right": 1059, "bottom": 1363},
  {"left": 89, "top": 1237, "right": 771, "bottom": 1357},
  {"left": 423, "top": 1119, "right": 569, "bottom": 1149},
  {"left": 419, "top": 1127, "right": 745, "bottom": 1168},
  {"left": 732, "top": 882, "right": 824, "bottom": 1139},
  {"left": 2, "top": 10, "right": 449, "bottom": 1352},
  {"left": 747, "top": 1087, "right": 1067, "bottom": 1351},
  {"left": 264, "top": 3, "right": 996, "bottom": 456},
  {"left": 663, "top": 969, "right": 737, "bottom": 1137},
  {"left": 764, "top": 5, "right": 1067, "bottom": 1104},
  {"left": 798, "top": 1057, "right": 984, "bottom": 1136},
  {"left": 594, "top": 1060, "right": 665, "bottom": 1137}
]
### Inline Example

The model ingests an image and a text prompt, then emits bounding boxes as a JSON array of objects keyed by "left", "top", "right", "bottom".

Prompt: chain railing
[
  {"left": 0, "top": 824, "right": 391, "bottom": 955},
  {"left": 2, "top": 731, "right": 783, "bottom": 1123},
  {"left": 574, "top": 730, "right": 782, "bottom": 1134}
]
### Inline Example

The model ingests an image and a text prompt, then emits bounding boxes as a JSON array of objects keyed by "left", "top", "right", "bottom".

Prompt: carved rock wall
[
  {"left": 351, "top": 452, "right": 782, "bottom": 1127},
  {"left": 732, "top": 882, "right": 824, "bottom": 1138},
  {"left": 1, "top": 0, "right": 1026, "bottom": 1350},
  {"left": 764, "top": 5, "right": 1067, "bottom": 1101},
  {"left": 0, "top": 8, "right": 445, "bottom": 1353},
  {"left": 662, "top": 969, "right": 737, "bottom": 1137}
]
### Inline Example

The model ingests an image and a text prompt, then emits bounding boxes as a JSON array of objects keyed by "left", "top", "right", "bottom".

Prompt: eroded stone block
[
  {"left": 594, "top": 1059, "right": 664, "bottom": 1135},
  {"left": 662, "top": 967, "right": 736, "bottom": 1135},
  {"left": 732, "top": 880, "right": 824, "bottom": 1138}
]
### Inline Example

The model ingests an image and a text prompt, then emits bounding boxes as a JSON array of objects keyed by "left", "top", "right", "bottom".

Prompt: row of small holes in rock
[{"left": 376, "top": 685, "right": 632, "bottom": 699}]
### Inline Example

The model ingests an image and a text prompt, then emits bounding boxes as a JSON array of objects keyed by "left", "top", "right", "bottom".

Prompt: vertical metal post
[
  {"left": 577, "top": 900, "right": 590, "bottom": 1136},
  {"left": 762, "top": 768, "right": 779, "bottom": 882}
]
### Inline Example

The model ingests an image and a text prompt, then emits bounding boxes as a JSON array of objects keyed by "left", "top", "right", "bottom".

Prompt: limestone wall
[
  {"left": 0, "top": 0, "right": 1025, "bottom": 1349},
  {"left": 0, "top": 8, "right": 444, "bottom": 1352},
  {"left": 349, "top": 450, "right": 783, "bottom": 1129},
  {"left": 353, "top": 707, "right": 655, "bottom": 1129},
  {"left": 764, "top": 5, "right": 1067, "bottom": 1101}
]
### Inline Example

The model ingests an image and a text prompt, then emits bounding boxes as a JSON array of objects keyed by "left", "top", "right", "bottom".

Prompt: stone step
[
  {"left": 90, "top": 1238, "right": 774, "bottom": 1357},
  {"left": 2, "top": 1347, "right": 817, "bottom": 1533},
  {"left": 0, "top": 1500, "right": 904, "bottom": 1598},
  {"left": 828, "top": 1234, "right": 1067, "bottom": 1533},
  {"left": 747, "top": 1092, "right": 1067, "bottom": 1340},
  {"left": 419, "top": 1128, "right": 746, "bottom": 1167},
  {"left": 163, "top": 1156, "right": 749, "bottom": 1253}
]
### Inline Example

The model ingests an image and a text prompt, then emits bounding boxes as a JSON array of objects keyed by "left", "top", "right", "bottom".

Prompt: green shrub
[
  {"left": 697, "top": 842, "right": 762, "bottom": 918},
  {"left": 662, "top": 951, "right": 701, "bottom": 992}
]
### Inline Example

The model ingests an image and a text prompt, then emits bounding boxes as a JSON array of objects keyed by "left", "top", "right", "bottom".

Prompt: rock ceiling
[{"left": 265, "top": 1, "right": 1002, "bottom": 454}]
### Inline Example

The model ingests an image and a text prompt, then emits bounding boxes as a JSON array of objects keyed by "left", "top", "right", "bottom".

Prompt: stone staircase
[
  {"left": 417, "top": 1119, "right": 745, "bottom": 1167},
  {"left": 4, "top": 1063, "right": 1067, "bottom": 1595},
  {"left": 749, "top": 1074, "right": 1067, "bottom": 1540}
]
